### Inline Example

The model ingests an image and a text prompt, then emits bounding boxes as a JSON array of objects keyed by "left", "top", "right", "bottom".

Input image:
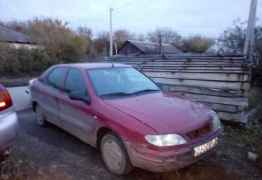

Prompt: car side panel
[
  {"left": 31, "top": 81, "right": 61, "bottom": 126},
  {"left": 58, "top": 94, "right": 97, "bottom": 144}
]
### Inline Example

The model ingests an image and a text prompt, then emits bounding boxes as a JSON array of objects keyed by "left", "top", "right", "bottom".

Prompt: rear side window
[
  {"left": 65, "top": 69, "right": 87, "bottom": 94},
  {"left": 47, "top": 67, "right": 67, "bottom": 89}
]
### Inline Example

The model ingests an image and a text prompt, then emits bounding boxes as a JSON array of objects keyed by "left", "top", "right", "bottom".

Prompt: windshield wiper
[
  {"left": 100, "top": 92, "right": 133, "bottom": 97},
  {"left": 130, "top": 89, "right": 160, "bottom": 95},
  {"left": 101, "top": 89, "right": 160, "bottom": 98}
]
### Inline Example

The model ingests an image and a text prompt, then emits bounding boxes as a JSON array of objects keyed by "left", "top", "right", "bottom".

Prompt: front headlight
[
  {"left": 210, "top": 111, "right": 222, "bottom": 130},
  {"left": 145, "top": 134, "right": 187, "bottom": 147}
]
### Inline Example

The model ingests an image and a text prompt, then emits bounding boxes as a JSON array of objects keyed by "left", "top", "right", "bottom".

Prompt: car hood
[{"left": 103, "top": 92, "right": 212, "bottom": 134}]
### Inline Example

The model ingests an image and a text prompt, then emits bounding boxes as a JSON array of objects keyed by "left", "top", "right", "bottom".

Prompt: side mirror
[{"left": 69, "top": 91, "right": 91, "bottom": 104}]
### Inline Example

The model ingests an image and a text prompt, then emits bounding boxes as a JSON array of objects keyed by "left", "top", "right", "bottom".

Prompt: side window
[
  {"left": 65, "top": 69, "right": 88, "bottom": 96},
  {"left": 47, "top": 67, "right": 67, "bottom": 90}
]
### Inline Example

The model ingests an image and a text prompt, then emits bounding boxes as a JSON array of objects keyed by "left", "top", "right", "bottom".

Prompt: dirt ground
[{"left": 0, "top": 109, "right": 261, "bottom": 180}]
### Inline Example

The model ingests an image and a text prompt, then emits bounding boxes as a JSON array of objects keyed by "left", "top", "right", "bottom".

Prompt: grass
[
  {"left": 230, "top": 87, "right": 262, "bottom": 165},
  {"left": 0, "top": 153, "right": 72, "bottom": 180}
]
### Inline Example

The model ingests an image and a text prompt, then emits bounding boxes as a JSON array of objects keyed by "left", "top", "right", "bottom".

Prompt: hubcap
[{"left": 102, "top": 140, "right": 123, "bottom": 171}]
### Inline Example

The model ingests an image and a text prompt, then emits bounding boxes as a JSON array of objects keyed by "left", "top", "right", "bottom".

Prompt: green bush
[
  {"left": 31, "top": 49, "right": 54, "bottom": 71},
  {"left": 0, "top": 45, "right": 20, "bottom": 75},
  {"left": 0, "top": 45, "right": 53, "bottom": 76}
]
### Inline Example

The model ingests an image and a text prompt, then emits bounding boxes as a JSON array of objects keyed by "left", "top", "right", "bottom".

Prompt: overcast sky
[{"left": 0, "top": 0, "right": 261, "bottom": 37}]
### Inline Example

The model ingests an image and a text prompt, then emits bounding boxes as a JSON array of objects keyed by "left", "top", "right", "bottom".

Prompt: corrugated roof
[
  {"left": 127, "top": 40, "right": 181, "bottom": 54},
  {"left": 0, "top": 25, "right": 33, "bottom": 44}
]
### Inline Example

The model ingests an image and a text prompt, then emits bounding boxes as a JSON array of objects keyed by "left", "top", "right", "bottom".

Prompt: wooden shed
[
  {"left": 118, "top": 40, "right": 181, "bottom": 56},
  {"left": 0, "top": 25, "right": 38, "bottom": 49}
]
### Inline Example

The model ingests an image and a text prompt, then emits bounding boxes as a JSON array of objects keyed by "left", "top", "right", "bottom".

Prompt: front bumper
[
  {"left": 126, "top": 131, "right": 220, "bottom": 172},
  {"left": 0, "top": 111, "right": 18, "bottom": 154}
]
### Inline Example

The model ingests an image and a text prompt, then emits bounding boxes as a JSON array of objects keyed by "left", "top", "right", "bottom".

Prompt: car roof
[{"left": 55, "top": 63, "right": 131, "bottom": 70}]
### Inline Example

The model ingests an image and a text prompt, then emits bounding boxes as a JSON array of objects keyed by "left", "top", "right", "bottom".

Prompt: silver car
[{"left": 0, "top": 84, "right": 18, "bottom": 158}]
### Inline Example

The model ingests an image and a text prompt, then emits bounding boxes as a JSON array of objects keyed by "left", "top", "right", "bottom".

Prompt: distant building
[
  {"left": 118, "top": 40, "right": 181, "bottom": 56},
  {"left": 0, "top": 25, "right": 39, "bottom": 49}
]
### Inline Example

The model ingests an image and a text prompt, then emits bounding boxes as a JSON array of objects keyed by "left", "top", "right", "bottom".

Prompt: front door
[{"left": 59, "top": 68, "right": 97, "bottom": 143}]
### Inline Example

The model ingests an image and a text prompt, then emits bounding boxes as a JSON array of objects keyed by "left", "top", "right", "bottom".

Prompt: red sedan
[{"left": 29, "top": 63, "right": 221, "bottom": 175}]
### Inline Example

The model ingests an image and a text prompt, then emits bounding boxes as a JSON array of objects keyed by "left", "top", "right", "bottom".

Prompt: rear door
[
  {"left": 59, "top": 68, "right": 97, "bottom": 143},
  {"left": 37, "top": 67, "right": 68, "bottom": 126}
]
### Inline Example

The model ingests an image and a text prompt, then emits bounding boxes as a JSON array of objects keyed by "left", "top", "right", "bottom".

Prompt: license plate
[{"left": 194, "top": 138, "right": 218, "bottom": 157}]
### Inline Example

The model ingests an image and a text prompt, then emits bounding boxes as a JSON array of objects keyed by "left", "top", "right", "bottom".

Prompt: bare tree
[
  {"left": 147, "top": 28, "right": 182, "bottom": 44},
  {"left": 93, "top": 32, "right": 109, "bottom": 56},
  {"left": 147, "top": 28, "right": 182, "bottom": 54},
  {"left": 136, "top": 34, "right": 146, "bottom": 41},
  {"left": 77, "top": 26, "right": 93, "bottom": 55},
  {"left": 113, "top": 29, "right": 134, "bottom": 54},
  {"left": 220, "top": 20, "right": 262, "bottom": 58},
  {"left": 114, "top": 30, "right": 131, "bottom": 43},
  {"left": 220, "top": 20, "right": 246, "bottom": 51},
  {"left": 78, "top": 26, "right": 93, "bottom": 40}
]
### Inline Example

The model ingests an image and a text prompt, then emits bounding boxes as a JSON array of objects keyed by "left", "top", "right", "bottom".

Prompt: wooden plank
[
  {"left": 117, "top": 56, "right": 245, "bottom": 60},
  {"left": 182, "top": 93, "right": 248, "bottom": 107},
  {"left": 141, "top": 68, "right": 249, "bottom": 74},
  {"left": 145, "top": 72, "right": 249, "bottom": 82},
  {"left": 142, "top": 69, "right": 249, "bottom": 75},
  {"left": 160, "top": 84, "right": 245, "bottom": 97},
  {"left": 140, "top": 64, "right": 244, "bottom": 68},
  {"left": 140, "top": 62, "right": 246, "bottom": 66},
  {"left": 152, "top": 77, "right": 250, "bottom": 91},
  {"left": 119, "top": 55, "right": 245, "bottom": 59},
  {"left": 217, "top": 112, "right": 247, "bottom": 123},
  {"left": 115, "top": 59, "right": 246, "bottom": 64},
  {"left": 141, "top": 65, "right": 244, "bottom": 71},
  {"left": 197, "top": 102, "right": 240, "bottom": 113}
]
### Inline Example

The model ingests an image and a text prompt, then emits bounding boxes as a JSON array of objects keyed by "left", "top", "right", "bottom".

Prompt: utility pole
[
  {"left": 244, "top": 0, "right": 258, "bottom": 60},
  {"left": 109, "top": 8, "right": 114, "bottom": 57},
  {"left": 114, "top": 42, "right": 118, "bottom": 55}
]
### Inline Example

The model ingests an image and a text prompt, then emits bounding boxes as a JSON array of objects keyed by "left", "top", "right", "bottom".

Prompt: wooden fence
[{"left": 107, "top": 55, "right": 251, "bottom": 123}]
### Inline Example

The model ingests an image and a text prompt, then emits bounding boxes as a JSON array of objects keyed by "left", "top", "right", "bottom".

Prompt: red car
[{"left": 29, "top": 63, "right": 221, "bottom": 175}]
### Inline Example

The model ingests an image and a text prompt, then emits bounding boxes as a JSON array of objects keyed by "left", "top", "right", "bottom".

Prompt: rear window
[{"left": 47, "top": 67, "right": 67, "bottom": 89}]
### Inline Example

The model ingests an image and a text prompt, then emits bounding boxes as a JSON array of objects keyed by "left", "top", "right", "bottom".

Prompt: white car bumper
[{"left": 0, "top": 112, "right": 18, "bottom": 153}]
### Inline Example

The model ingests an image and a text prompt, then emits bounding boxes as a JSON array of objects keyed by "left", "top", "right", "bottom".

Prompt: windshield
[{"left": 88, "top": 67, "right": 160, "bottom": 97}]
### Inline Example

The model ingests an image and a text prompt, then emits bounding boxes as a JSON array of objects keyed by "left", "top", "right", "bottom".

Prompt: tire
[
  {"left": 35, "top": 104, "right": 47, "bottom": 127},
  {"left": 100, "top": 133, "right": 133, "bottom": 175}
]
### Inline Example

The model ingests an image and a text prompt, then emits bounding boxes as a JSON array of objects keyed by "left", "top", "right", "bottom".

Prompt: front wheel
[{"left": 100, "top": 133, "right": 133, "bottom": 175}]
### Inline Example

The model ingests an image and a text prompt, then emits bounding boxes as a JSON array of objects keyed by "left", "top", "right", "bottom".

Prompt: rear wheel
[
  {"left": 100, "top": 133, "right": 133, "bottom": 175},
  {"left": 35, "top": 105, "right": 46, "bottom": 126}
]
